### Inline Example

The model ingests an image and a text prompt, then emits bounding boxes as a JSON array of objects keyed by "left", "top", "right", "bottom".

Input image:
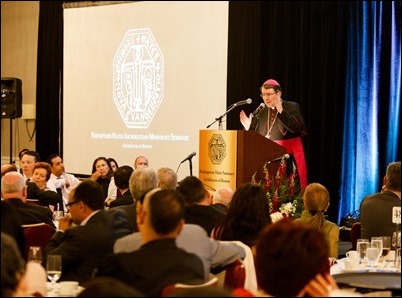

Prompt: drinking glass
[
  {"left": 381, "top": 236, "right": 391, "bottom": 260},
  {"left": 46, "top": 255, "right": 62, "bottom": 285},
  {"left": 366, "top": 245, "right": 380, "bottom": 267},
  {"left": 371, "top": 237, "right": 383, "bottom": 260},
  {"left": 392, "top": 231, "right": 401, "bottom": 250},
  {"left": 28, "top": 246, "right": 43, "bottom": 264},
  {"left": 52, "top": 210, "right": 64, "bottom": 228},
  {"left": 356, "top": 238, "right": 369, "bottom": 264}
]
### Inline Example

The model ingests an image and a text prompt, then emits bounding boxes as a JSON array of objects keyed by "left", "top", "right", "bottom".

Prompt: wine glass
[
  {"left": 392, "top": 231, "right": 401, "bottom": 249},
  {"left": 52, "top": 210, "right": 64, "bottom": 228},
  {"left": 28, "top": 246, "right": 43, "bottom": 264},
  {"left": 381, "top": 236, "right": 391, "bottom": 260},
  {"left": 46, "top": 255, "right": 62, "bottom": 286}
]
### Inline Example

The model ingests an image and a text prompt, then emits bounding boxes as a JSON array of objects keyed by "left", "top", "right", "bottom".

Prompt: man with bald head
[{"left": 1, "top": 171, "right": 55, "bottom": 229}]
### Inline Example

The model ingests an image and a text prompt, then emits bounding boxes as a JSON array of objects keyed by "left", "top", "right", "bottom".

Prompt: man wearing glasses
[
  {"left": 239, "top": 79, "right": 308, "bottom": 189},
  {"left": 43, "top": 180, "right": 131, "bottom": 284}
]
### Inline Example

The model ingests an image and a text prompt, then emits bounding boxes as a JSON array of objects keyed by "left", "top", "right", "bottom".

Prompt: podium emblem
[
  {"left": 208, "top": 134, "right": 226, "bottom": 164},
  {"left": 113, "top": 28, "right": 164, "bottom": 128}
]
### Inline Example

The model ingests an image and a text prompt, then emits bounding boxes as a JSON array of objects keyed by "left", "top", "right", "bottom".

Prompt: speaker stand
[{"left": 9, "top": 118, "right": 13, "bottom": 163}]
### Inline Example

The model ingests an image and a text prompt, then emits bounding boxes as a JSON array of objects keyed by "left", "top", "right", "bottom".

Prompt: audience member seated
[
  {"left": 177, "top": 176, "right": 226, "bottom": 235},
  {"left": 1, "top": 171, "right": 56, "bottom": 229},
  {"left": 134, "top": 155, "right": 149, "bottom": 169},
  {"left": 106, "top": 165, "right": 134, "bottom": 208},
  {"left": 360, "top": 161, "right": 401, "bottom": 239},
  {"left": 1, "top": 232, "right": 47, "bottom": 297},
  {"left": 90, "top": 157, "right": 114, "bottom": 200},
  {"left": 108, "top": 167, "right": 158, "bottom": 233},
  {"left": 43, "top": 180, "right": 132, "bottom": 285},
  {"left": 97, "top": 188, "right": 205, "bottom": 296},
  {"left": 157, "top": 167, "right": 178, "bottom": 190},
  {"left": 114, "top": 223, "right": 245, "bottom": 281},
  {"left": 211, "top": 186, "right": 234, "bottom": 214},
  {"left": 26, "top": 162, "right": 63, "bottom": 209},
  {"left": 107, "top": 157, "right": 119, "bottom": 172},
  {"left": 255, "top": 218, "right": 341, "bottom": 297},
  {"left": 294, "top": 182, "right": 339, "bottom": 258},
  {"left": 1, "top": 162, "right": 18, "bottom": 177},
  {"left": 46, "top": 154, "right": 81, "bottom": 211},
  {"left": 1, "top": 200, "right": 26, "bottom": 260},
  {"left": 19, "top": 150, "right": 41, "bottom": 182},
  {"left": 212, "top": 182, "right": 271, "bottom": 249},
  {"left": 78, "top": 276, "right": 143, "bottom": 297}
]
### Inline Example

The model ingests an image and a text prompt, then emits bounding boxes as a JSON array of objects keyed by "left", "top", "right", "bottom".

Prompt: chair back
[
  {"left": 350, "top": 222, "right": 361, "bottom": 250},
  {"left": 161, "top": 276, "right": 219, "bottom": 297},
  {"left": 22, "top": 223, "right": 55, "bottom": 260},
  {"left": 223, "top": 259, "right": 246, "bottom": 289}
]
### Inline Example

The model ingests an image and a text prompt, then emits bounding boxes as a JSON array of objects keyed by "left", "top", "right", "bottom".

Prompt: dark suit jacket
[
  {"left": 27, "top": 182, "right": 63, "bottom": 209},
  {"left": 109, "top": 190, "right": 134, "bottom": 208},
  {"left": 43, "top": 209, "right": 132, "bottom": 284},
  {"left": 5, "top": 198, "right": 56, "bottom": 230},
  {"left": 97, "top": 238, "right": 205, "bottom": 297},
  {"left": 109, "top": 204, "right": 137, "bottom": 232},
  {"left": 1, "top": 200, "right": 26, "bottom": 259},
  {"left": 184, "top": 204, "right": 226, "bottom": 236},
  {"left": 360, "top": 190, "right": 401, "bottom": 239}
]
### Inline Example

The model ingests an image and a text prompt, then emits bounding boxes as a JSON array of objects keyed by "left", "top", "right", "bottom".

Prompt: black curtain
[
  {"left": 226, "top": 1, "right": 349, "bottom": 222},
  {"left": 36, "top": 1, "right": 63, "bottom": 162}
]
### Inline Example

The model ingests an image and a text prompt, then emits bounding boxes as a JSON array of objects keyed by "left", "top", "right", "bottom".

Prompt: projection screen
[{"left": 63, "top": 1, "right": 229, "bottom": 180}]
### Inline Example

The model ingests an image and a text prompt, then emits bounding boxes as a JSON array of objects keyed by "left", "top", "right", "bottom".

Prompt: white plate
[{"left": 343, "top": 268, "right": 369, "bottom": 273}]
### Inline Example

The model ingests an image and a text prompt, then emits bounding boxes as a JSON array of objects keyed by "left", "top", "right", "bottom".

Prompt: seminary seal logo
[
  {"left": 208, "top": 134, "right": 226, "bottom": 164},
  {"left": 113, "top": 28, "right": 164, "bottom": 128}
]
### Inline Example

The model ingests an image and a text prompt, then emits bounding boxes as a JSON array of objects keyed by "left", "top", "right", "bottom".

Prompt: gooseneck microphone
[
  {"left": 180, "top": 152, "right": 196, "bottom": 163},
  {"left": 252, "top": 103, "right": 265, "bottom": 117},
  {"left": 267, "top": 154, "right": 290, "bottom": 164},
  {"left": 233, "top": 98, "right": 252, "bottom": 106}
]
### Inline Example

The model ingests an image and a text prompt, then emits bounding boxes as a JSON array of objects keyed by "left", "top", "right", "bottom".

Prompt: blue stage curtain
[{"left": 338, "top": 1, "right": 401, "bottom": 223}]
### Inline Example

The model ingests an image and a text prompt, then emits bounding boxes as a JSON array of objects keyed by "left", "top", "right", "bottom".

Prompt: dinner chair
[
  {"left": 350, "top": 222, "right": 361, "bottom": 250},
  {"left": 22, "top": 223, "right": 55, "bottom": 260}
]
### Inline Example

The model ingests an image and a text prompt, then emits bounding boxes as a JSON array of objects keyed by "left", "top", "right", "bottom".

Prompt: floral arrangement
[{"left": 252, "top": 157, "right": 304, "bottom": 223}]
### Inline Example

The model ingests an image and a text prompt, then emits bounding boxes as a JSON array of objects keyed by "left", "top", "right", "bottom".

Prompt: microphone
[
  {"left": 233, "top": 98, "right": 252, "bottom": 106},
  {"left": 252, "top": 103, "right": 265, "bottom": 117},
  {"left": 181, "top": 151, "right": 196, "bottom": 163},
  {"left": 267, "top": 154, "right": 290, "bottom": 164}
]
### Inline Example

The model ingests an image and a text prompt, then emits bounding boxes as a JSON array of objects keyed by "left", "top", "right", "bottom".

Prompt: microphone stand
[
  {"left": 189, "top": 157, "right": 193, "bottom": 176},
  {"left": 206, "top": 105, "right": 237, "bottom": 130}
]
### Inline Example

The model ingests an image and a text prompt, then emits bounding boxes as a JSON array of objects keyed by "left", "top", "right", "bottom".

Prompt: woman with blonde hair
[{"left": 294, "top": 182, "right": 339, "bottom": 258}]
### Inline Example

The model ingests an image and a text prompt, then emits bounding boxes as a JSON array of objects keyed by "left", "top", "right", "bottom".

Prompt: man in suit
[
  {"left": 360, "top": 161, "right": 401, "bottom": 239},
  {"left": 108, "top": 167, "right": 158, "bottom": 232},
  {"left": 97, "top": 188, "right": 205, "bottom": 296},
  {"left": 1, "top": 171, "right": 56, "bottom": 229},
  {"left": 114, "top": 223, "right": 245, "bottom": 281},
  {"left": 43, "top": 180, "right": 132, "bottom": 284},
  {"left": 106, "top": 165, "right": 134, "bottom": 208},
  {"left": 177, "top": 176, "right": 226, "bottom": 236}
]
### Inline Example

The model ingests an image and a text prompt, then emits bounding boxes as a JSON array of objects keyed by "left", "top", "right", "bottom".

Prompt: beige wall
[{"left": 1, "top": 1, "right": 39, "bottom": 164}]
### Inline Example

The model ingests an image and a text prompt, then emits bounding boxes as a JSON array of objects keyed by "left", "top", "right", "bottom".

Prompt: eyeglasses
[
  {"left": 260, "top": 92, "right": 277, "bottom": 98},
  {"left": 66, "top": 201, "right": 79, "bottom": 207}
]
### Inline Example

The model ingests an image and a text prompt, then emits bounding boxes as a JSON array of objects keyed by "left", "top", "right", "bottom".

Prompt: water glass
[
  {"left": 356, "top": 239, "right": 369, "bottom": 264},
  {"left": 28, "top": 246, "right": 43, "bottom": 264},
  {"left": 53, "top": 210, "right": 64, "bottom": 228},
  {"left": 46, "top": 255, "right": 62, "bottom": 285},
  {"left": 371, "top": 237, "right": 383, "bottom": 260},
  {"left": 366, "top": 245, "right": 380, "bottom": 267}
]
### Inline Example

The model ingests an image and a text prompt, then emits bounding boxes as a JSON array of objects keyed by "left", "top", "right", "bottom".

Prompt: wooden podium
[{"left": 199, "top": 130, "right": 287, "bottom": 191}]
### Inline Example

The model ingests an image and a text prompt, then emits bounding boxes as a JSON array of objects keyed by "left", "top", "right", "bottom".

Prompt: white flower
[
  {"left": 280, "top": 202, "right": 296, "bottom": 217},
  {"left": 270, "top": 211, "right": 284, "bottom": 223}
]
